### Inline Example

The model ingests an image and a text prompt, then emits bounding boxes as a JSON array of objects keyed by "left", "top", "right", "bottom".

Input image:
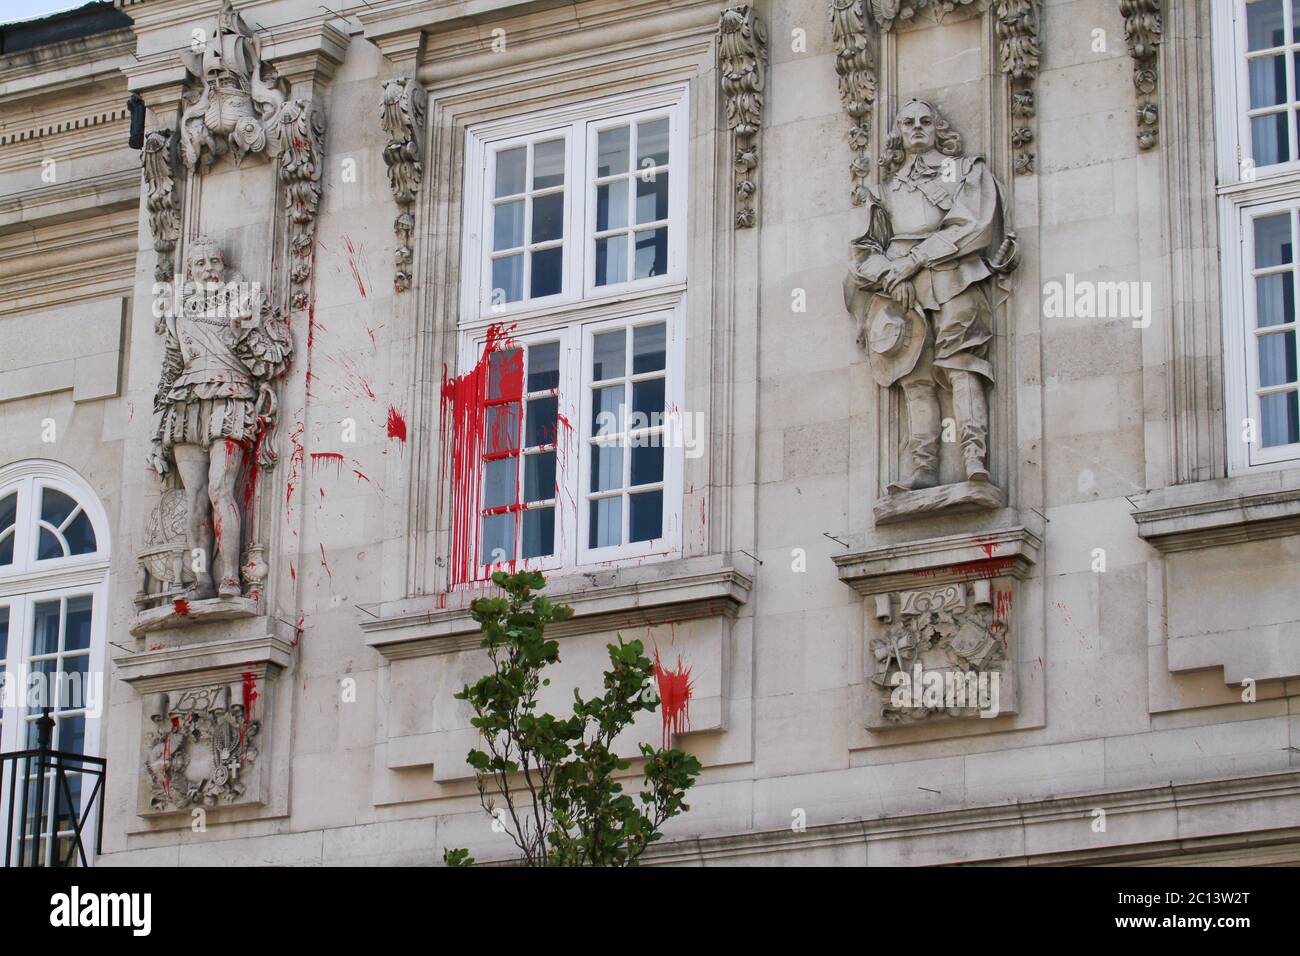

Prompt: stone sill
[
  {"left": 832, "top": 527, "right": 1042, "bottom": 597},
  {"left": 1131, "top": 467, "right": 1300, "bottom": 553},
  {"left": 361, "top": 552, "right": 753, "bottom": 660}
]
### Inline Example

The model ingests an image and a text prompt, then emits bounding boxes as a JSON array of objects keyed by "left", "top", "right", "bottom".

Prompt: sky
[{"left": 2, "top": 0, "right": 100, "bottom": 26}]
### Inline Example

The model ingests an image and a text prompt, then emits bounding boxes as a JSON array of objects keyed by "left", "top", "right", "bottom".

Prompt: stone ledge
[
  {"left": 873, "top": 480, "right": 1005, "bottom": 526},
  {"left": 833, "top": 526, "right": 1041, "bottom": 596},
  {"left": 129, "top": 595, "right": 259, "bottom": 637},
  {"left": 114, "top": 620, "right": 296, "bottom": 691},
  {"left": 639, "top": 770, "right": 1300, "bottom": 867},
  {"left": 360, "top": 553, "right": 753, "bottom": 660},
  {"left": 1131, "top": 468, "right": 1300, "bottom": 553}
]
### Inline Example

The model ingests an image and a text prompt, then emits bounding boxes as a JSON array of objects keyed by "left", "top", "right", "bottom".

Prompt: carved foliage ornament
[
  {"left": 867, "top": 0, "right": 984, "bottom": 31},
  {"left": 719, "top": 5, "right": 767, "bottom": 229},
  {"left": 380, "top": 76, "right": 428, "bottom": 292},
  {"left": 995, "top": 0, "right": 1040, "bottom": 174},
  {"left": 142, "top": 128, "right": 181, "bottom": 283},
  {"left": 1120, "top": 0, "right": 1161, "bottom": 150},
  {"left": 178, "top": 0, "right": 327, "bottom": 309},
  {"left": 830, "top": 0, "right": 878, "bottom": 206}
]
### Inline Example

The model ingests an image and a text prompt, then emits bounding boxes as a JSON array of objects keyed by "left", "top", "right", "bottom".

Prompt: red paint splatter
[
  {"left": 353, "top": 469, "right": 372, "bottom": 485},
  {"left": 285, "top": 420, "right": 305, "bottom": 509},
  {"left": 387, "top": 406, "right": 407, "bottom": 442},
  {"left": 992, "top": 589, "right": 1013, "bottom": 642},
  {"left": 319, "top": 542, "right": 333, "bottom": 580},
  {"left": 291, "top": 614, "right": 305, "bottom": 648},
  {"left": 148, "top": 642, "right": 164, "bottom": 651},
  {"left": 172, "top": 598, "right": 191, "bottom": 616},
  {"left": 653, "top": 648, "right": 693, "bottom": 749},
  {"left": 439, "top": 325, "right": 521, "bottom": 589},
  {"left": 913, "top": 556, "right": 1018, "bottom": 581},
  {"left": 343, "top": 235, "right": 368, "bottom": 299},
  {"left": 310, "top": 451, "right": 345, "bottom": 477}
]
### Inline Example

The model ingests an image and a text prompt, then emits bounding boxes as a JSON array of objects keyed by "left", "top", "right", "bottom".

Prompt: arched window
[{"left": 0, "top": 461, "right": 109, "bottom": 865}]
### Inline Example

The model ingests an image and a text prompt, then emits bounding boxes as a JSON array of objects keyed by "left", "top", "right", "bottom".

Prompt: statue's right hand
[{"left": 148, "top": 441, "right": 169, "bottom": 478}]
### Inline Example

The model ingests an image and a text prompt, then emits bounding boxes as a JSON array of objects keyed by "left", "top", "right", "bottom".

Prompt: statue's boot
[
  {"left": 888, "top": 467, "right": 940, "bottom": 494},
  {"left": 892, "top": 376, "right": 941, "bottom": 494},
  {"left": 951, "top": 370, "right": 990, "bottom": 484}
]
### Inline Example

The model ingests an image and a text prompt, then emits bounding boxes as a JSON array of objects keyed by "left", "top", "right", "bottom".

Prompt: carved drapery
[
  {"left": 830, "top": 0, "right": 878, "bottom": 206},
  {"left": 380, "top": 76, "right": 427, "bottom": 292},
  {"left": 719, "top": 5, "right": 767, "bottom": 229},
  {"left": 1121, "top": 0, "right": 1162, "bottom": 150},
  {"left": 141, "top": 128, "right": 180, "bottom": 283}
]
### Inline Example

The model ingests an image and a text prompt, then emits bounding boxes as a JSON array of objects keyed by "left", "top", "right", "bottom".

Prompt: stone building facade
[{"left": 0, "top": 0, "right": 1298, "bottom": 866}]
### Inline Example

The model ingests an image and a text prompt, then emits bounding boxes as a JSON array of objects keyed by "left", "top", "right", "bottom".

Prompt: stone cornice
[
  {"left": 361, "top": 554, "right": 753, "bottom": 660},
  {"left": 640, "top": 769, "right": 1300, "bottom": 867},
  {"left": 0, "top": 168, "right": 138, "bottom": 235},
  {"left": 833, "top": 527, "right": 1042, "bottom": 596},
  {"left": 1131, "top": 469, "right": 1300, "bottom": 553},
  {"left": 114, "top": 618, "right": 297, "bottom": 690},
  {"left": 0, "top": 28, "right": 134, "bottom": 97}
]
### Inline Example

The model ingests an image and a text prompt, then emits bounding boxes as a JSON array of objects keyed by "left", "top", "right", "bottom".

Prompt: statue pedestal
[
  {"left": 130, "top": 596, "right": 259, "bottom": 637},
  {"left": 873, "top": 480, "right": 1005, "bottom": 526}
]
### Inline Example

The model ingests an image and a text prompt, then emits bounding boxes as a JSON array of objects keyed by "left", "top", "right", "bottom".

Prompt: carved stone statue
[
  {"left": 844, "top": 100, "right": 1017, "bottom": 504},
  {"left": 149, "top": 237, "right": 292, "bottom": 599}
]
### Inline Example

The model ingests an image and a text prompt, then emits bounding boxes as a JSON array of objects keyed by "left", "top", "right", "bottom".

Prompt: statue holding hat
[{"left": 845, "top": 99, "right": 1017, "bottom": 497}]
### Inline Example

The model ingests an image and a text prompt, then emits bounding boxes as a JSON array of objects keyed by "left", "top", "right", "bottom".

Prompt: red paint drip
[
  {"left": 344, "top": 235, "right": 368, "bottom": 299},
  {"left": 310, "top": 451, "right": 345, "bottom": 476},
  {"left": 653, "top": 648, "right": 693, "bottom": 749},
  {"left": 387, "top": 406, "right": 407, "bottom": 442},
  {"left": 173, "top": 598, "right": 191, "bottom": 616},
  {"left": 438, "top": 324, "right": 520, "bottom": 589}
]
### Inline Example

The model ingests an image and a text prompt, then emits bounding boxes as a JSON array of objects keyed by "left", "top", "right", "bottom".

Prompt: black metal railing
[{"left": 1, "top": 709, "right": 105, "bottom": 867}]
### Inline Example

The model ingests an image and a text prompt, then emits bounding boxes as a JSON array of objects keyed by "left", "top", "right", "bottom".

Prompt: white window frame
[
  {"left": 1215, "top": 1, "right": 1300, "bottom": 472},
  {"left": 460, "top": 83, "right": 689, "bottom": 329},
  {"left": 457, "top": 299, "right": 686, "bottom": 578},
  {"left": 0, "top": 462, "right": 109, "bottom": 866}
]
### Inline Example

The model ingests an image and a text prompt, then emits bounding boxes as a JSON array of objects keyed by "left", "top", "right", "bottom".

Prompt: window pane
[
  {"left": 483, "top": 458, "right": 518, "bottom": 510},
  {"left": 592, "top": 385, "right": 625, "bottom": 436},
  {"left": 0, "top": 491, "right": 15, "bottom": 531},
  {"left": 524, "top": 452, "right": 556, "bottom": 503},
  {"left": 590, "top": 444, "right": 624, "bottom": 492},
  {"left": 1249, "top": 0, "right": 1286, "bottom": 50},
  {"left": 491, "top": 255, "right": 524, "bottom": 304},
  {"left": 632, "top": 378, "right": 666, "bottom": 423},
  {"left": 631, "top": 444, "right": 664, "bottom": 486},
  {"left": 1251, "top": 112, "right": 1291, "bottom": 166},
  {"left": 596, "top": 181, "right": 629, "bottom": 231},
  {"left": 533, "top": 139, "right": 565, "bottom": 190},
  {"left": 495, "top": 147, "right": 526, "bottom": 197},
  {"left": 527, "top": 343, "right": 560, "bottom": 392},
  {"left": 597, "top": 126, "right": 630, "bottom": 177},
  {"left": 1259, "top": 330, "right": 1298, "bottom": 386},
  {"left": 522, "top": 508, "right": 555, "bottom": 559},
  {"left": 64, "top": 512, "right": 96, "bottom": 556},
  {"left": 530, "top": 247, "right": 563, "bottom": 298},
  {"left": 41, "top": 488, "right": 76, "bottom": 528},
  {"left": 526, "top": 396, "right": 559, "bottom": 446},
  {"left": 589, "top": 498, "right": 621, "bottom": 548},
  {"left": 60, "top": 655, "right": 89, "bottom": 710},
  {"left": 481, "top": 512, "right": 516, "bottom": 564},
  {"left": 1261, "top": 390, "right": 1300, "bottom": 446},
  {"left": 1295, "top": 0, "right": 1300, "bottom": 41},
  {"left": 1257, "top": 272, "right": 1295, "bottom": 327},
  {"left": 595, "top": 236, "right": 629, "bottom": 287},
  {"left": 0, "top": 606, "right": 8, "bottom": 658},
  {"left": 1255, "top": 214, "right": 1293, "bottom": 267},
  {"left": 636, "top": 172, "right": 669, "bottom": 224},
  {"left": 629, "top": 490, "right": 663, "bottom": 543},
  {"left": 637, "top": 118, "right": 670, "bottom": 168},
  {"left": 33, "top": 600, "right": 60, "bottom": 656},
  {"left": 65, "top": 596, "right": 92, "bottom": 651},
  {"left": 0, "top": 532, "right": 11, "bottom": 567},
  {"left": 494, "top": 200, "right": 524, "bottom": 251},
  {"left": 592, "top": 330, "right": 626, "bottom": 381},
  {"left": 633, "top": 323, "right": 667, "bottom": 373},
  {"left": 485, "top": 404, "right": 521, "bottom": 455},
  {"left": 487, "top": 349, "right": 523, "bottom": 401},
  {"left": 531, "top": 192, "right": 564, "bottom": 243},
  {"left": 38, "top": 528, "right": 63, "bottom": 560},
  {"left": 634, "top": 227, "right": 669, "bottom": 279},
  {"left": 1249, "top": 55, "right": 1288, "bottom": 109}
]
